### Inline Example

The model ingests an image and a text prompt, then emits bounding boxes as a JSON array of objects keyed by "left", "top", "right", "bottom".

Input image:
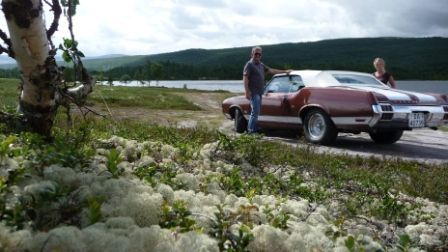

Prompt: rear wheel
[
  {"left": 303, "top": 109, "right": 338, "bottom": 145},
  {"left": 369, "top": 129, "right": 403, "bottom": 144},
  {"left": 234, "top": 109, "right": 247, "bottom": 133}
]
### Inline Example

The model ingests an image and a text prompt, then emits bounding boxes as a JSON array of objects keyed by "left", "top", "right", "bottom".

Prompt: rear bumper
[{"left": 370, "top": 104, "right": 448, "bottom": 129}]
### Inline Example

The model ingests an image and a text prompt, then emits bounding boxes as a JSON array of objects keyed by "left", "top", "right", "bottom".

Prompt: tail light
[{"left": 380, "top": 104, "right": 393, "bottom": 112}]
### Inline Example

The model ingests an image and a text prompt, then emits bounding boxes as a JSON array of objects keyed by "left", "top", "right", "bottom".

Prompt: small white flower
[
  {"left": 157, "top": 183, "right": 174, "bottom": 203},
  {"left": 405, "top": 223, "right": 429, "bottom": 241},
  {"left": 175, "top": 173, "right": 200, "bottom": 191},
  {"left": 27, "top": 226, "right": 87, "bottom": 252},
  {"left": 0, "top": 224, "right": 32, "bottom": 252},
  {"left": 248, "top": 225, "right": 288, "bottom": 252},
  {"left": 128, "top": 225, "right": 175, "bottom": 252},
  {"left": 118, "top": 192, "right": 163, "bottom": 227},
  {"left": 136, "top": 155, "right": 156, "bottom": 167},
  {"left": 174, "top": 231, "right": 219, "bottom": 252},
  {"left": 419, "top": 233, "right": 442, "bottom": 247},
  {"left": 24, "top": 180, "right": 57, "bottom": 201}
]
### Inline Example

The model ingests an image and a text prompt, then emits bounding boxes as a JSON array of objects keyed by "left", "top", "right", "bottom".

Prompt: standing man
[{"left": 243, "top": 46, "right": 292, "bottom": 134}]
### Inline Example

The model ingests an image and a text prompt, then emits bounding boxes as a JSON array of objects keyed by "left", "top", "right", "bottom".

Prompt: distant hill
[
  {"left": 1, "top": 37, "right": 447, "bottom": 79},
  {"left": 65, "top": 55, "right": 147, "bottom": 71},
  {"left": 0, "top": 54, "right": 146, "bottom": 71},
  {"left": 145, "top": 37, "right": 448, "bottom": 80}
]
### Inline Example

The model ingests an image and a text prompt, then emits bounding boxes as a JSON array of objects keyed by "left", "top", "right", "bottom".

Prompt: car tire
[
  {"left": 369, "top": 129, "right": 403, "bottom": 144},
  {"left": 234, "top": 109, "right": 247, "bottom": 133},
  {"left": 303, "top": 109, "right": 338, "bottom": 145}
]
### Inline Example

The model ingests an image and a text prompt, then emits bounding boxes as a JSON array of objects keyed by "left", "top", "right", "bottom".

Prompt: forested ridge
[{"left": 1, "top": 37, "right": 447, "bottom": 80}]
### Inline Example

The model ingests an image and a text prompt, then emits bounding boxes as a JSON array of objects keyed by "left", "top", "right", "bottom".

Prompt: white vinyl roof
[{"left": 274, "top": 70, "right": 383, "bottom": 87}]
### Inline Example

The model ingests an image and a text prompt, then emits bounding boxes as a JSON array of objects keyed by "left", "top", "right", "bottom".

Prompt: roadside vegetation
[
  {"left": 88, "top": 85, "right": 203, "bottom": 110},
  {"left": 1, "top": 78, "right": 447, "bottom": 251}
]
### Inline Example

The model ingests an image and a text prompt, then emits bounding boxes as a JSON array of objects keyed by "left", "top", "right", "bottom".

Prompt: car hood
[{"left": 343, "top": 85, "right": 440, "bottom": 104}]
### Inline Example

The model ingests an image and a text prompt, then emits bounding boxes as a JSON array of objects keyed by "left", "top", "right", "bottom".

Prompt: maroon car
[{"left": 222, "top": 70, "right": 448, "bottom": 144}]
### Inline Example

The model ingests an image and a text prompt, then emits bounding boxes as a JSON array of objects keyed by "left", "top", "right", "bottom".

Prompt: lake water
[{"left": 103, "top": 80, "right": 448, "bottom": 94}]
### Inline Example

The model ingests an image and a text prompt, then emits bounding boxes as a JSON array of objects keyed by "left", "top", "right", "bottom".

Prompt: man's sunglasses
[{"left": 254, "top": 53, "right": 262, "bottom": 56}]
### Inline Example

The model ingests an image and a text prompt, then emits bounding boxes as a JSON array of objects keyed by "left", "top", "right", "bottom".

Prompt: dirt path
[{"left": 94, "top": 92, "right": 230, "bottom": 129}]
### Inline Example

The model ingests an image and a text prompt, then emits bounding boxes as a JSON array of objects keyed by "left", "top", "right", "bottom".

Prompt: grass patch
[
  {"left": 88, "top": 85, "right": 203, "bottom": 110},
  {"left": 218, "top": 133, "right": 448, "bottom": 204},
  {"left": 0, "top": 78, "right": 20, "bottom": 109},
  {"left": 31, "top": 117, "right": 448, "bottom": 204},
  {"left": 0, "top": 78, "right": 231, "bottom": 111}
]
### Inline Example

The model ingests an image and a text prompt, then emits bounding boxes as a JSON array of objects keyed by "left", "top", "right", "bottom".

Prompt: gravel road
[{"left": 262, "top": 128, "right": 448, "bottom": 165}]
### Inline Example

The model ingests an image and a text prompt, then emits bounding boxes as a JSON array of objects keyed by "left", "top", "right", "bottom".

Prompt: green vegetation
[
  {"left": 0, "top": 78, "right": 19, "bottom": 109},
  {"left": 88, "top": 85, "right": 202, "bottom": 110},
  {"left": 30, "top": 117, "right": 448, "bottom": 205},
  {"left": 0, "top": 78, "right": 202, "bottom": 111},
  {"left": 1, "top": 78, "right": 447, "bottom": 206},
  {"left": 1, "top": 81, "right": 448, "bottom": 251}
]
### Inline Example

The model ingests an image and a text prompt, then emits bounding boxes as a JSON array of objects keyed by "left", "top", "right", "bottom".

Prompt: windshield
[{"left": 332, "top": 74, "right": 385, "bottom": 87}]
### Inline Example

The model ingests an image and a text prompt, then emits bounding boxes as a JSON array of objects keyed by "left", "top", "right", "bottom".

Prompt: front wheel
[
  {"left": 303, "top": 109, "right": 338, "bottom": 145},
  {"left": 369, "top": 129, "right": 403, "bottom": 144},
  {"left": 234, "top": 109, "right": 247, "bottom": 133}
]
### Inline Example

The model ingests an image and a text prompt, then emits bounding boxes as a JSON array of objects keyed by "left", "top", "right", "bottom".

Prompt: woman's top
[{"left": 374, "top": 72, "right": 392, "bottom": 85}]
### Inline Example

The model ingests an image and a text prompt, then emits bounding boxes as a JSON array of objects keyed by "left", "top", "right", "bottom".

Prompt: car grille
[{"left": 381, "top": 113, "right": 394, "bottom": 120}]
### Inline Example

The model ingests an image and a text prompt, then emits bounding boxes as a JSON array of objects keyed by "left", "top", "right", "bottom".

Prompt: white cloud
[{"left": 0, "top": 0, "right": 447, "bottom": 57}]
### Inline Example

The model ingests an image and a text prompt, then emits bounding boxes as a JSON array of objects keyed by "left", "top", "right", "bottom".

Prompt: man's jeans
[{"left": 248, "top": 94, "right": 262, "bottom": 133}]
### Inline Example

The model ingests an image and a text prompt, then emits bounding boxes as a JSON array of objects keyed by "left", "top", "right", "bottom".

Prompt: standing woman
[{"left": 373, "top": 57, "right": 396, "bottom": 88}]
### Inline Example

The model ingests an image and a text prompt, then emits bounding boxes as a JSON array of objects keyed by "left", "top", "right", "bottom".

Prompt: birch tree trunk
[{"left": 1, "top": 0, "right": 93, "bottom": 136}]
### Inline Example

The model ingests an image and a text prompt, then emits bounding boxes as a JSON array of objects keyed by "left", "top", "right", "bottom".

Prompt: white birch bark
[{"left": 1, "top": 0, "right": 93, "bottom": 135}]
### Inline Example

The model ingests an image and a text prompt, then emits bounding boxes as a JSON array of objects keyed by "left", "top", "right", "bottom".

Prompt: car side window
[{"left": 265, "top": 75, "right": 304, "bottom": 93}]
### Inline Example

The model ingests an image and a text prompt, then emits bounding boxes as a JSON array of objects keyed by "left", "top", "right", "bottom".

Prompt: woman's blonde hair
[{"left": 373, "top": 57, "right": 385, "bottom": 67}]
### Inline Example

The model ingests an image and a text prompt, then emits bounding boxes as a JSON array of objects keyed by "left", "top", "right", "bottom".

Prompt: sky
[{"left": 1, "top": 0, "right": 448, "bottom": 57}]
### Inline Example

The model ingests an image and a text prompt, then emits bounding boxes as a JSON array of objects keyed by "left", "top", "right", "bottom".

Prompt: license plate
[{"left": 409, "top": 113, "right": 425, "bottom": 128}]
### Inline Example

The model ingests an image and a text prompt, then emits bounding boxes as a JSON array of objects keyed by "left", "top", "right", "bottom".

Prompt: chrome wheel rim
[{"left": 308, "top": 113, "right": 326, "bottom": 140}]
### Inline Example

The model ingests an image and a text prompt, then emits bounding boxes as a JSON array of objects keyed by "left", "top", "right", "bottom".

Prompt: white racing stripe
[
  {"left": 349, "top": 86, "right": 437, "bottom": 102},
  {"left": 396, "top": 90, "right": 437, "bottom": 103}
]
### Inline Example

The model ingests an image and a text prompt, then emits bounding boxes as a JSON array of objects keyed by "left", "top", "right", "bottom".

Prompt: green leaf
[
  {"left": 345, "top": 236, "right": 355, "bottom": 251},
  {"left": 62, "top": 51, "right": 72, "bottom": 63}
]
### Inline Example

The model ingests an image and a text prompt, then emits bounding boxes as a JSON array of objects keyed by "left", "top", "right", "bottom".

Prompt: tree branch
[
  {"left": 0, "top": 45, "right": 8, "bottom": 55},
  {"left": 0, "top": 28, "right": 13, "bottom": 58},
  {"left": 45, "top": 0, "right": 62, "bottom": 49},
  {"left": 59, "top": 0, "right": 95, "bottom": 106}
]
